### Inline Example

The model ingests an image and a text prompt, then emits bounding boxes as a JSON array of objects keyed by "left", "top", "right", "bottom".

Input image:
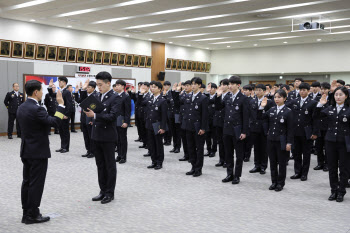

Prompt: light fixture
[
  {"left": 98, "top": 30, "right": 103, "bottom": 33},
  {"left": 67, "top": 25, "right": 72, "bottom": 28},
  {"left": 283, "top": 41, "right": 288, "bottom": 44},
  {"left": 254, "top": 44, "right": 258, "bottom": 46},
  {"left": 227, "top": 46, "right": 231, "bottom": 47},
  {"left": 151, "top": 29, "right": 188, "bottom": 34},
  {"left": 30, "top": 19, "right": 36, "bottom": 22},
  {"left": 211, "top": 41, "right": 242, "bottom": 44},
  {"left": 317, "top": 38, "right": 322, "bottom": 41},
  {"left": 169, "top": 42, "right": 173, "bottom": 44},
  {"left": 125, "top": 35, "right": 130, "bottom": 37},
  {"left": 187, "top": 45, "right": 191, "bottom": 47},
  {"left": 2, "top": 0, "right": 55, "bottom": 11},
  {"left": 192, "top": 37, "right": 228, "bottom": 42},
  {"left": 262, "top": 36, "right": 299, "bottom": 41},
  {"left": 279, "top": 76, "right": 283, "bottom": 79},
  {"left": 172, "top": 33, "right": 209, "bottom": 38},
  {"left": 206, "top": 48, "right": 210, "bottom": 49}
]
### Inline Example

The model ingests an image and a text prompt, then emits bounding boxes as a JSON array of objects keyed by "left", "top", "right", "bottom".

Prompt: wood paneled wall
[{"left": 151, "top": 42, "right": 165, "bottom": 82}]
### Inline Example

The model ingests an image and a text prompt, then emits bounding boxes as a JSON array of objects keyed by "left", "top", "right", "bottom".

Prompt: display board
[{"left": 23, "top": 74, "right": 136, "bottom": 122}]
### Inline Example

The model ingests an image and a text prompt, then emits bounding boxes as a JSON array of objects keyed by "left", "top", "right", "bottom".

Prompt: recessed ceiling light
[
  {"left": 148, "top": 38, "right": 153, "bottom": 41},
  {"left": 151, "top": 29, "right": 188, "bottom": 34},
  {"left": 227, "top": 46, "right": 231, "bottom": 47},
  {"left": 98, "top": 30, "right": 103, "bottom": 33},
  {"left": 187, "top": 45, "right": 191, "bottom": 47},
  {"left": 254, "top": 44, "right": 258, "bottom": 46},
  {"left": 67, "top": 25, "right": 72, "bottom": 28},
  {"left": 30, "top": 19, "right": 36, "bottom": 22},
  {"left": 211, "top": 41, "right": 242, "bottom": 45},
  {"left": 125, "top": 35, "right": 130, "bottom": 37},
  {"left": 169, "top": 42, "right": 173, "bottom": 44},
  {"left": 192, "top": 37, "right": 228, "bottom": 42},
  {"left": 206, "top": 48, "right": 209, "bottom": 49},
  {"left": 3, "top": 0, "right": 55, "bottom": 11},
  {"left": 262, "top": 36, "right": 299, "bottom": 41},
  {"left": 317, "top": 38, "right": 322, "bottom": 41},
  {"left": 283, "top": 41, "right": 288, "bottom": 44}
]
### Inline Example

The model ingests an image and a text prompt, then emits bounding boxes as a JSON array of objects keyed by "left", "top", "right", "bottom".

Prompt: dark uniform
[
  {"left": 163, "top": 90, "right": 174, "bottom": 145},
  {"left": 129, "top": 91, "right": 141, "bottom": 141},
  {"left": 17, "top": 98, "right": 64, "bottom": 222},
  {"left": 205, "top": 93, "right": 217, "bottom": 157},
  {"left": 259, "top": 104, "right": 294, "bottom": 190},
  {"left": 243, "top": 96, "right": 254, "bottom": 162},
  {"left": 4, "top": 90, "right": 24, "bottom": 137},
  {"left": 182, "top": 92, "right": 208, "bottom": 175},
  {"left": 44, "top": 92, "right": 59, "bottom": 134},
  {"left": 74, "top": 90, "right": 91, "bottom": 156},
  {"left": 142, "top": 94, "right": 168, "bottom": 167},
  {"left": 286, "top": 97, "right": 318, "bottom": 180},
  {"left": 70, "top": 94, "right": 77, "bottom": 132},
  {"left": 138, "top": 92, "right": 152, "bottom": 148},
  {"left": 115, "top": 92, "right": 131, "bottom": 162},
  {"left": 216, "top": 91, "right": 249, "bottom": 182},
  {"left": 169, "top": 90, "right": 182, "bottom": 153},
  {"left": 309, "top": 92, "right": 322, "bottom": 101},
  {"left": 92, "top": 90, "right": 118, "bottom": 199},
  {"left": 314, "top": 104, "right": 350, "bottom": 201},
  {"left": 48, "top": 86, "right": 74, "bottom": 151},
  {"left": 175, "top": 91, "right": 190, "bottom": 161},
  {"left": 288, "top": 89, "right": 300, "bottom": 100},
  {"left": 213, "top": 92, "right": 231, "bottom": 166},
  {"left": 248, "top": 97, "right": 275, "bottom": 173}
]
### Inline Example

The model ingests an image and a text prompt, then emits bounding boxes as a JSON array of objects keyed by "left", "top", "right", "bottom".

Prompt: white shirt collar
[
  {"left": 14, "top": 91, "right": 19, "bottom": 95},
  {"left": 301, "top": 96, "right": 308, "bottom": 102},
  {"left": 222, "top": 91, "right": 228, "bottom": 99},
  {"left": 192, "top": 91, "right": 200, "bottom": 97},
  {"left": 336, "top": 104, "right": 344, "bottom": 108},
  {"left": 210, "top": 94, "right": 215, "bottom": 99},
  {"left": 232, "top": 90, "right": 239, "bottom": 97},
  {"left": 28, "top": 97, "right": 39, "bottom": 105},
  {"left": 277, "top": 104, "right": 285, "bottom": 110},
  {"left": 258, "top": 96, "right": 264, "bottom": 102}
]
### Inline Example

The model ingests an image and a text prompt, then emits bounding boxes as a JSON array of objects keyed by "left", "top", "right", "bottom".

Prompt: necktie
[
  {"left": 300, "top": 100, "right": 304, "bottom": 108},
  {"left": 100, "top": 93, "right": 103, "bottom": 102},
  {"left": 192, "top": 94, "right": 195, "bottom": 102},
  {"left": 337, "top": 106, "right": 342, "bottom": 114}
]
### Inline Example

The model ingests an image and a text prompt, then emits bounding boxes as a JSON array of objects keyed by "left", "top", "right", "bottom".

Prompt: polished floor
[{"left": 0, "top": 127, "right": 349, "bottom": 233}]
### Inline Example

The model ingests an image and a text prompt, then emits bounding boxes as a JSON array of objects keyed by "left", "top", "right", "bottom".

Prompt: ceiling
[{"left": 1, "top": 0, "right": 350, "bottom": 50}]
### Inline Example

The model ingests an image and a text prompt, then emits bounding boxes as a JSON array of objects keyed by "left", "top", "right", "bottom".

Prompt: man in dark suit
[
  {"left": 44, "top": 84, "right": 59, "bottom": 135},
  {"left": 129, "top": 82, "right": 142, "bottom": 142},
  {"left": 114, "top": 80, "right": 131, "bottom": 164},
  {"left": 182, "top": 77, "right": 208, "bottom": 177},
  {"left": 84, "top": 72, "right": 118, "bottom": 204},
  {"left": 17, "top": 80, "right": 65, "bottom": 224},
  {"left": 140, "top": 81, "right": 168, "bottom": 169},
  {"left": 216, "top": 76, "right": 249, "bottom": 184},
  {"left": 48, "top": 77, "right": 73, "bottom": 153},
  {"left": 4, "top": 83, "right": 24, "bottom": 139},
  {"left": 137, "top": 82, "right": 152, "bottom": 156},
  {"left": 204, "top": 83, "right": 218, "bottom": 157},
  {"left": 162, "top": 81, "right": 174, "bottom": 146},
  {"left": 242, "top": 84, "right": 253, "bottom": 162}
]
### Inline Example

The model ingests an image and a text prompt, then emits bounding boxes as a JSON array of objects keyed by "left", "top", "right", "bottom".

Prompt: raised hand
[
  {"left": 319, "top": 94, "right": 327, "bottom": 105},
  {"left": 56, "top": 90, "right": 64, "bottom": 105},
  {"left": 260, "top": 97, "right": 268, "bottom": 107},
  {"left": 131, "top": 86, "right": 135, "bottom": 93},
  {"left": 330, "top": 80, "right": 337, "bottom": 92},
  {"left": 216, "top": 86, "right": 223, "bottom": 97},
  {"left": 75, "top": 84, "right": 79, "bottom": 93},
  {"left": 286, "top": 144, "right": 291, "bottom": 152},
  {"left": 206, "top": 83, "right": 211, "bottom": 93},
  {"left": 49, "top": 79, "right": 53, "bottom": 88},
  {"left": 172, "top": 83, "right": 177, "bottom": 91},
  {"left": 82, "top": 79, "right": 89, "bottom": 90},
  {"left": 176, "top": 82, "right": 182, "bottom": 92},
  {"left": 140, "top": 86, "right": 146, "bottom": 94}
]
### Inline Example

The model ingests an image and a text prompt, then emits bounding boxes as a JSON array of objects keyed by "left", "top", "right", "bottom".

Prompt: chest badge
[
  {"left": 155, "top": 106, "right": 158, "bottom": 110},
  {"left": 195, "top": 105, "right": 198, "bottom": 109},
  {"left": 235, "top": 106, "right": 239, "bottom": 110},
  {"left": 280, "top": 118, "right": 284, "bottom": 123},
  {"left": 305, "top": 110, "right": 308, "bottom": 115},
  {"left": 343, "top": 117, "right": 347, "bottom": 122},
  {"left": 212, "top": 104, "right": 215, "bottom": 107}
]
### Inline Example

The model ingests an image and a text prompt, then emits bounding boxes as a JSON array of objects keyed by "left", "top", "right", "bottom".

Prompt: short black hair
[
  {"left": 337, "top": 79, "right": 345, "bottom": 86},
  {"left": 25, "top": 80, "right": 42, "bottom": 96},
  {"left": 96, "top": 71, "right": 112, "bottom": 83},
  {"left": 149, "top": 81, "right": 156, "bottom": 86},
  {"left": 321, "top": 82, "right": 330, "bottom": 89},
  {"left": 112, "top": 84, "right": 116, "bottom": 88},
  {"left": 67, "top": 84, "right": 72, "bottom": 88},
  {"left": 256, "top": 84, "right": 266, "bottom": 91},
  {"left": 299, "top": 82, "right": 310, "bottom": 91},
  {"left": 345, "top": 84, "right": 350, "bottom": 87},
  {"left": 210, "top": 83, "right": 217, "bottom": 89},
  {"left": 12, "top": 83, "right": 19, "bottom": 87},
  {"left": 275, "top": 89, "right": 287, "bottom": 99},
  {"left": 163, "top": 81, "right": 171, "bottom": 86},
  {"left": 250, "top": 84, "right": 256, "bottom": 90},
  {"left": 311, "top": 81, "right": 321, "bottom": 87},
  {"left": 280, "top": 84, "right": 290, "bottom": 91},
  {"left": 115, "top": 79, "right": 126, "bottom": 87},
  {"left": 265, "top": 84, "right": 272, "bottom": 88},
  {"left": 58, "top": 76, "right": 68, "bottom": 84},
  {"left": 143, "top": 82, "right": 150, "bottom": 87},
  {"left": 184, "top": 80, "right": 191, "bottom": 85},
  {"left": 88, "top": 81, "right": 96, "bottom": 89},
  {"left": 273, "top": 84, "right": 279, "bottom": 87},
  {"left": 138, "top": 82, "right": 143, "bottom": 86},
  {"left": 243, "top": 85, "right": 252, "bottom": 91},
  {"left": 294, "top": 77, "right": 304, "bottom": 82},
  {"left": 228, "top": 76, "right": 241, "bottom": 85},
  {"left": 201, "top": 84, "right": 206, "bottom": 89},
  {"left": 289, "top": 83, "right": 294, "bottom": 87},
  {"left": 153, "top": 81, "right": 163, "bottom": 90},
  {"left": 220, "top": 79, "right": 229, "bottom": 86},
  {"left": 191, "top": 77, "right": 202, "bottom": 85}
]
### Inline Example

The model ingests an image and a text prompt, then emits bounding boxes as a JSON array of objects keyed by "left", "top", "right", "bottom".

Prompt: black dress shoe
[
  {"left": 204, "top": 152, "right": 210, "bottom": 156},
  {"left": 186, "top": 170, "right": 195, "bottom": 175},
  {"left": 323, "top": 165, "right": 329, "bottom": 172},
  {"left": 119, "top": 159, "right": 126, "bottom": 164},
  {"left": 232, "top": 177, "right": 240, "bottom": 184},
  {"left": 301, "top": 175, "right": 308, "bottom": 181},
  {"left": 71, "top": 130, "right": 77, "bottom": 133},
  {"left": 243, "top": 157, "right": 249, "bottom": 162},
  {"left": 260, "top": 168, "right": 266, "bottom": 175},
  {"left": 179, "top": 157, "right": 188, "bottom": 161},
  {"left": 328, "top": 193, "right": 337, "bottom": 201},
  {"left": 101, "top": 196, "right": 114, "bottom": 204},
  {"left": 21, "top": 211, "right": 27, "bottom": 223},
  {"left": 336, "top": 194, "right": 344, "bottom": 202},
  {"left": 275, "top": 185, "right": 283, "bottom": 192},
  {"left": 92, "top": 194, "right": 105, "bottom": 201},
  {"left": 209, "top": 152, "right": 216, "bottom": 157},
  {"left": 223, "top": 163, "right": 227, "bottom": 168},
  {"left": 115, "top": 157, "right": 121, "bottom": 162},
  {"left": 25, "top": 214, "right": 50, "bottom": 224},
  {"left": 154, "top": 165, "right": 162, "bottom": 170},
  {"left": 55, "top": 148, "right": 63, "bottom": 152},
  {"left": 215, "top": 162, "right": 224, "bottom": 167},
  {"left": 193, "top": 171, "right": 202, "bottom": 177},
  {"left": 147, "top": 164, "right": 156, "bottom": 169},
  {"left": 139, "top": 145, "right": 147, "bottom": 148},
  {"left": 60, "top": 149, "right": 69, "bottom": 153},
  {"left": 143, "top": 153, "right": 151, "bottom": 157},
  {"left": 8, "top": 135, "right": 13, "bottom": 139},
  {"left": 222, "top": 175, "right": 234, "bottom": 183},
  {"left": 82, "top": 152, "right": 89, "bottom": 157},
  {"left": 87, "top": 153, "right": 95, "bottom": 158},
  {"left": 174, "top": 148, "right": 180, "bottom": 153},
  {"left": 269, "top": 183, "right": 277, "bottom": 190},
  {"left": 290, "top": 174, "right": 301, "bottom": 179},
  {"left": 249, "top": 167, "right": 261, "bottom": 173},
  {"left": 313, "top": 165, "right": 323, "bottom": 170},
  {"left": 169, "top": 148, "right": 176, "bottom": 153}
]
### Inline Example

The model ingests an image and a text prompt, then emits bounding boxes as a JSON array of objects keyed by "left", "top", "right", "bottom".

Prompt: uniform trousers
[{"left": 223, "top": 134, "right": 244, "bottom": 177}]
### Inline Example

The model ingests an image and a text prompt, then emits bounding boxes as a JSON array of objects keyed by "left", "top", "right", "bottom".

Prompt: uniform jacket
[
  {"left": 17, "top": 98, "right": 64, "bottom": 159},
  {"left": 142, "top": 95, "right": 168, "bottom": 131},
  {"left": 213, "top": 92, "right": 231, "bottom": 128},
  {"left": 205, "top": 93, "right": 216, "bottom": 126},
  {"left": 4, "top": 91, "right": 24, "bottom": 114},
  {"left": 48, "top": 87, "right": 74, "bottom": 116},
  {"left": 181, "top": 91, "right": 208, "bottom": 132},
  {"left": 115, "top": 91, "right": 131, "bottom": 125},
  {"left": 249, "top": 97, "right": 275, "bottom": 134},
  {"left": 308, "top": 92, "right": 322, "bottom": 101},
  {"left": 137, "top": 92, "right": 152, "bottom": 119},
  {"left": 44, "top": 92, "right": 58, "bottom": 113},
  {"left": 162, "top": 90, "right": 175, "bottom": 119}
]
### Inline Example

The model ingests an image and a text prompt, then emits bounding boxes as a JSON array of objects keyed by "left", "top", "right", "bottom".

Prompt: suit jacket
[
  {"left": 314, "top": 105, "right": 350, "bottom": 142},
  {"left": 162, "top": 90, "right": 175, "bottom": 119},
  {"left": 44, "top": 93, "right": 58, "bottom": 113},
  {"left": 143, "top": 95, "right": 168, "bottom": 130},
  {"left": 4, "top": 91, "right": 24, "bottom": 114},
  {"left": 115, "top": 91, "right": 131, "bottom": 125},
  {"left": 181, "top": 92, "right": 208, "bottom": 132},
  {"left": 48, "top": 87, "right": 74, "bottom": 116},
  {"left": 308, "top": 92, "right": 322, "bottom": 101},
  {"left": 286, "top": 97, "right": 318, "bottom": 138},
  {"left": 17, "top": 99, "right": 64, "bottom": 159},
  {"left": 205, "top": 93, "right": 216, "bottom": 126},
  {"left": 213, "top": 92, "right": 231, "bottom": 128},
  {"left": 249, "top": 97, "right": 275, "bottom": 134},
  {"left": 91, "top": 90, "right": 118, "bottom": 142},
  {"left": 288, "top": 90, "right": 300, "bottom": 100},
  {"left": 215, "top": 91, "right": 249, "bottom": 136},
  {"left": 74, "top": 90, "right": 88, "bottom": 124},
  {"left": 137, "top": 92, "right": 152, "bottom": 119}
]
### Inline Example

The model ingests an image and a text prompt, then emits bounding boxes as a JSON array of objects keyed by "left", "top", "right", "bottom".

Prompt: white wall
[
  {"left": 211, "top": 41, "right": 350, "bottom": 75},
  {"left": 165, "top": 44, "right": 211, "bottom": 62}
]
